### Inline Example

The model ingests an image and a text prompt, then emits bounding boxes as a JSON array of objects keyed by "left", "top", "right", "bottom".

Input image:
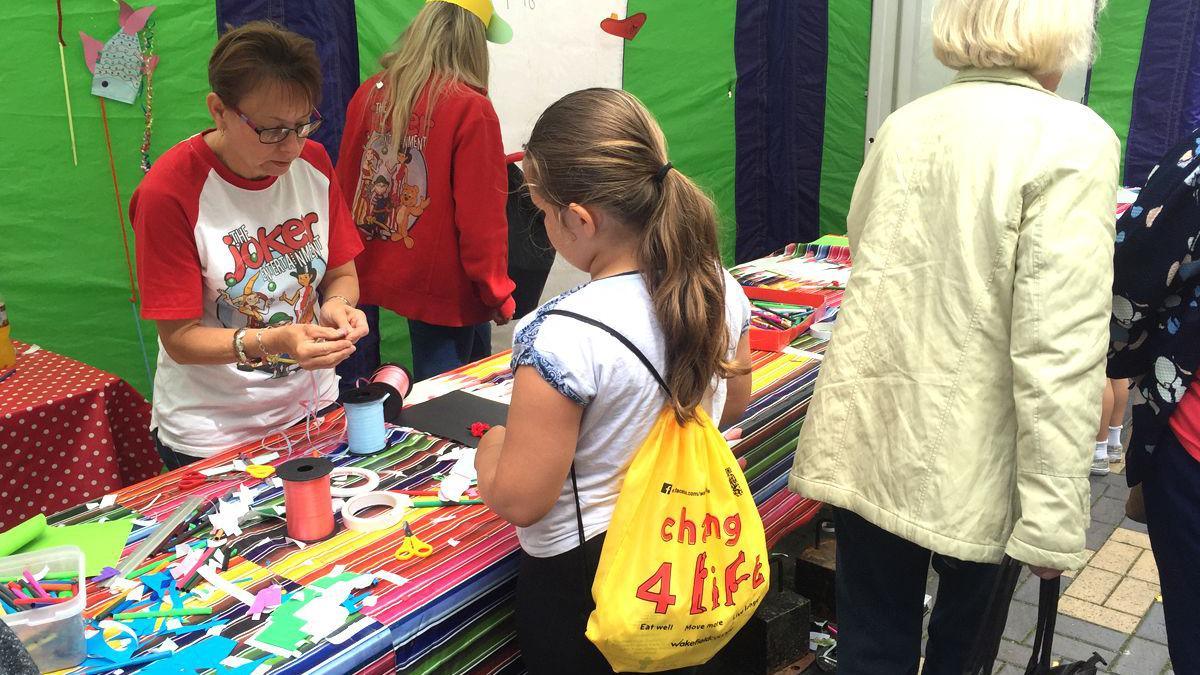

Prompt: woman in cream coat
[{"left": 789, "top": 1, "right": 1118, "bottom": 672}]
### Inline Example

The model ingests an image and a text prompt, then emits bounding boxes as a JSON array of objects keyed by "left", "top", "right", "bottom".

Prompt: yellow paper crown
[{"left": 426, "top": 0, "right": 512, "bottom": 43}]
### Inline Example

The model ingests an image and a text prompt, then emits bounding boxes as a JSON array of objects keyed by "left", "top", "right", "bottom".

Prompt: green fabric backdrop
[
  {"left": 624, "top": 1, "right": 738, "bottom": 265},
  {"left": 0, "top": 0, "right": 1145, "bottom": 395},
  {"left": 0, "top": 1, "right": 217, "bottom": 395},
  {"left": 818, "top": 1, "right": 872, "bottom": 236},
  {"left": 1089, "top": 0, "right": 1151, "bottom": 182}
]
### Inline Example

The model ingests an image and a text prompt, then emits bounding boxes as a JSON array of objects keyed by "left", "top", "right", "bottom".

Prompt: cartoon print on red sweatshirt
[{"left": 351, "top": 112, "right": 433, "bottom": 249}]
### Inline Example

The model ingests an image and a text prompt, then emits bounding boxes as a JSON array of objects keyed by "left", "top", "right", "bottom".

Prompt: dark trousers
[
  {"left": 334, "top": 305, "right": 382, "bottom": 392},
  {"left": 1143, "top": 431, "right": 1200, "bottom": 670},
  {"left": 509, "top": 266, "right": 552, "bottom": 321},
  {"left": 833, "top": 508, "right": 1000, "bottom": 675},
  {"left": 515, "top": 534, "right": 695, "bottom": 675},
  {"left": 153, "top": 429, "right": 201, "bottom": 471},
  {"left": 407, "top": 319, "right": 491, "bottom": 381}
]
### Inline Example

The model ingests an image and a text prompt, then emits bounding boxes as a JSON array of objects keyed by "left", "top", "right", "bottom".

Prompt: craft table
[
  {"left": 0, "top": 341, "right": 159, "bottom": 531},
  {"left": 27, "top": 242, "right": 848, "bottom": 674}
]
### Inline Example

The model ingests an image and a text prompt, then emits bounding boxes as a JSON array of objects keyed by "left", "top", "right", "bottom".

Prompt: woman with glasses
[
  {"left": 335, "top": 0, "right": 516, "bottom": 383},
  {"left": 130, "top": 22, "right": 368, "bottom": 470}
]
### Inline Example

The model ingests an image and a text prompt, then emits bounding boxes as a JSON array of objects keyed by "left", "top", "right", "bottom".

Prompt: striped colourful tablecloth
[{"left": 44, "top": 243, "right": 845, "bottom": 674}]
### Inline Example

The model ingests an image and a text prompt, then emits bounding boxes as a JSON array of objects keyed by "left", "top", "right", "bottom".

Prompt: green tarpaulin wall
[
  {"left": 0, "top": 0, "right": 1148, "bottom": 398},
  {"left": 818, "top": 2, "right": 872, "bottom": 236},
  {"left": 1089, "top": 0, "right": 1151, "bottom": 181},
  {"left": 1, "top": 1, "right": 217, "bottom": 395}
]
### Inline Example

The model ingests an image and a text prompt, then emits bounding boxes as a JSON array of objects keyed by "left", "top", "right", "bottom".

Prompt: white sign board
[{"left": 487, "top": 0, "right": 630, "bottom": 153}]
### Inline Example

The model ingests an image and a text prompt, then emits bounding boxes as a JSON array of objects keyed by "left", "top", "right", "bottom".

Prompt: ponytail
[{"left": 525, "top": 89, "right": 748, "bottom": 423}]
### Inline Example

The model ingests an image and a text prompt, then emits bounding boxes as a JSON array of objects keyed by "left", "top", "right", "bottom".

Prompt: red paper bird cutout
[{"left": 601, "top": 12, "right": 647, "bottom": 41}]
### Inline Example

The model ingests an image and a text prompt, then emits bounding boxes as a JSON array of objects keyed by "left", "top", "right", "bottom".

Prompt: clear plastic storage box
[{"left": 0, "top": 545, "right": 87, "bottom": 673}]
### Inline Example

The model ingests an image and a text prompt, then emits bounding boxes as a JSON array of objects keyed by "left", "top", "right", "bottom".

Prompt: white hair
[{"left": 932, "top": 0, "right": 1105, "bottom": 75}]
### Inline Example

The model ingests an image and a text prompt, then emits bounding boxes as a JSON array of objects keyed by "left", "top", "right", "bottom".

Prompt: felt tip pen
[
  {"left": 410, "top": 499, "right": 484, "bottom": 507},
  {"left": 113, "top": 607, "right": 213, "bottom": 620},
  {"left": 0, "top": 369, "right": 15, "bottom": 384}
]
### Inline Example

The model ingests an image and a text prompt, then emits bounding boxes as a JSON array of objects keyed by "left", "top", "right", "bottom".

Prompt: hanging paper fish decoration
[{"left": 80, "top": 1, "right": 159, "bottom": 105}]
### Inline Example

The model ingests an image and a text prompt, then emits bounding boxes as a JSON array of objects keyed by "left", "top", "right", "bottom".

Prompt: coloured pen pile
[
  {"left": 731, "top": 239, "right": 852, "bottom": 309},
  {"left": 750, "top": 300, "right": 817, "bottom": 331},
  {"left": 0, "top": 571, "right": 80, "bottom": 613}
]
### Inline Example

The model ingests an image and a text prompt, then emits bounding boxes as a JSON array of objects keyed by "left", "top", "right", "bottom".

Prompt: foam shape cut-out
[{"left": 600, "top": 12, "right": 647, "bottom": 40}]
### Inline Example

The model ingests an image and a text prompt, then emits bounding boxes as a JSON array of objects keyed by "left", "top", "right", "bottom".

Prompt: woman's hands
[
  {"left": 266, "top": 323, "right": 356, "bottom": 370},
  {"left": 320, "top": 299, "right": 370, "bottom": 343}
]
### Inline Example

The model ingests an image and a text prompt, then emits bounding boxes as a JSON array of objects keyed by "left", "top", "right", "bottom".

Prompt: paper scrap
[
  {"left": 330, "top": 564, "right": 346, "bottom": 577},
  {"left": 139, "top": 635, "right": 237, "bottom": 674},
  {"left": 248, "top": 585, "right": 283, "bottom": 617},
  {"left": 273, "top": 505, "right": 286, "bottom": 516},
  {"left": 438, "top": 474, "right": 471, "bottom": 503},
  {"left": 109, "top": 576, "right": 141, "bottom": 593},
  {"left": 196, "top": 564, "right": 257, "bottom": 606},
  {"left": 165, "top": 618, "right": 183, "bottom": 631},
  {"left": 172, "top": 549, "right": 205, "bottom": 580},
  {"left": 128, "top": 586, "right": 145, "bottom": 603},
  {"left": 374, "top": 571, "right": 409, "bottom": 587},
  {"left": 431, "top": 515, "right": 457, "bottom": 525},
  {"left": 447, "top": 539, "right": 460, "bottom": 547},
  {"left": 133, "top": 518, "right": 157, "bottom": 527},
  {"left": 249, "top": 452, "right": 279, "bottom": 465},
  {"left": 86, "top": 502, "right": 100, "bottom": 510},
  {"left": 100, "top": 494, "right": 117, "bottom": 508},
  {"left": 157, "top": 638, "right": 179, "bottom": 652},
  {"left": 245, "top": 638, "right": 301, "bottom": 659},
  {"left": 87, "top": 620, "right": 139, "bottom": 662},
  {"left": 232, "top": 460, "right": 248, "bottom": 472},
  {"left": 285, "top": 538, "right": 308, "bottom": 550},
  {"left": 362, "top": 595, "right": 378, "bottom": 607},
  {"left": 200, "top": 463, "right": 240, "bottom": 477},
  {"left": 93, "top": 567, "right": 120, "bottom": 583},
  {"left": 0, "top": 517, "right": 136, "bottom": 576}
]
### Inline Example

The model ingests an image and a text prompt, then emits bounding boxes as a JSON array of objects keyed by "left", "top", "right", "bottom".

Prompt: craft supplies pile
[{"left": 0, "top": 233, "right": 846, "bottom": 673}]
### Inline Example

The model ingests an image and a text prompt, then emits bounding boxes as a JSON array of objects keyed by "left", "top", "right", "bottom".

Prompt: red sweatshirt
[{"left": 337, "top": 74, "right": 515, "bottom": 326}]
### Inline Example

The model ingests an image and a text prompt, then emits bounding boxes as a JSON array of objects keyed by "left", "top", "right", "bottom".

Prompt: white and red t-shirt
[{"left": 131, "top": 131, "right": 364, "bottom": 457}]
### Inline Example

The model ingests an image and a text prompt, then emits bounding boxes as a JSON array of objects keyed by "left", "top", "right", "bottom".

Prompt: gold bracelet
[{"left": 326, "top": 295, "right": 353, "bottom": 307}]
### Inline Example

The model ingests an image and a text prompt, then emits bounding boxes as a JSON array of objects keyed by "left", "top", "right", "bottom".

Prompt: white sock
[
  {"left": 1095, "top": 442, "right": 1110, "bottom": 461},
  {"left": 1107, "top": 426, "right": 1123, "bottom": 447}
]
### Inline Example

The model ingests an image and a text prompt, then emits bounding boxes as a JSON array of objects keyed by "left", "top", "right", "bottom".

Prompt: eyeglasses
[{"left": 232, "top": 106, "right": 323, "bottom": 144}]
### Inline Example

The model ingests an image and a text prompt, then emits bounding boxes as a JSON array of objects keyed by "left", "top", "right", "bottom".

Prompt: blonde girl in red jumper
[{"left": 337, "top": 0, "right": 515, "bottom": 381}]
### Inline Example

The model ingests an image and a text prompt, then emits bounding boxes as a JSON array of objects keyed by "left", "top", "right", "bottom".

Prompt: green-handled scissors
[{"left": 394, "top": 522, "right": 433, "bottom": 561}]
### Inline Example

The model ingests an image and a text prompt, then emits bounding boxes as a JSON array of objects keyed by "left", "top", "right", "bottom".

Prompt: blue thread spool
[{"left": 341, "top": 387, "right": 388, "bottom": 455}]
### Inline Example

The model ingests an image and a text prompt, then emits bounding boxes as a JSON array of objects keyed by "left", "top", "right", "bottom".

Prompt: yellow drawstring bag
[{"left": 549, "top": 310, "right": 770, "bottom": 673}]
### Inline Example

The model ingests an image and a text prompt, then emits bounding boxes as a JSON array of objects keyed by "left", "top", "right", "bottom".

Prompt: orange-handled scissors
[{"left": 394, "top": 522, "right": 433, "bottom": 561}]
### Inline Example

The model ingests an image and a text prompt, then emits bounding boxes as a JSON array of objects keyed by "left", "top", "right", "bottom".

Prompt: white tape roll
[
  {"left": 809, "top": 321, "right": 837, "bottom": 341},
  {"left": 329, "top": 467, "right": 381, "bottom": 497},
  {"left": 341, "top": 491, "right": 410, "bottom": 533}
]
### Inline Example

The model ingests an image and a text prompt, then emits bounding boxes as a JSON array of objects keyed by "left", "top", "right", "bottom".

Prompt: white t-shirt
[
  {"left": 131, "top": 132, "right": 363, "bottom": 457},
  {"left": 511, "top": 270, "right": 751, "bottom": 557}
]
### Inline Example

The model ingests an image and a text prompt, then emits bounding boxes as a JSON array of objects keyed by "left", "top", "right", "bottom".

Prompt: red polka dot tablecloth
[{"left": 0, "top": 340, "right": 160, "bottom": 531}]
